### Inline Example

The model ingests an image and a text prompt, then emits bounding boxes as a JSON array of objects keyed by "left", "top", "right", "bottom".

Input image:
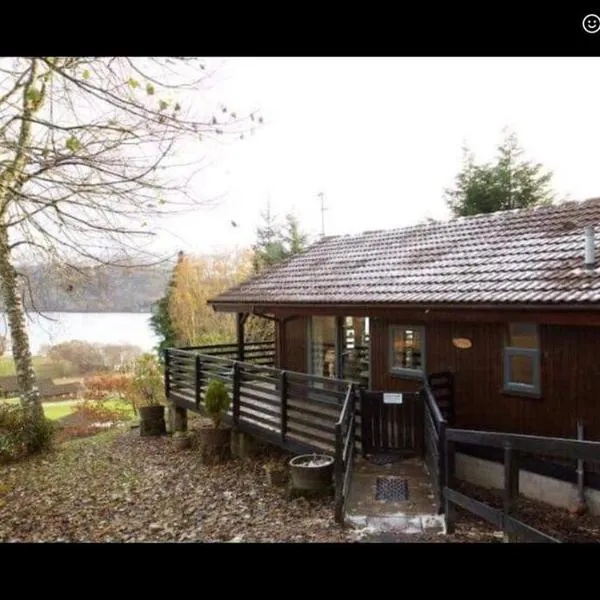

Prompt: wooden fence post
[
  {"left": 232, "top": 362, "right": 241, "bottom": 427},
  {"left": 576, "top": 419, "right": 586, "bottom": 512},
  {"left": 334, "top": 422, "right": 344, "bottom": 523},
  {"left": 195, "top": 354, "right": 201, "bottom": 410},
  {"left": 503, "top": 442, "right": 520, "bottom": 543},
  {"left": 438, "top": 419, "right": 447, "bottom": 515},
  {"left": 173, "top": 406, "right": 188, "bottom": 433},
  {"left": 445, "top": 439, "right": 456, "bottom": 534},
  {"left": 280, "top": 370, "right": 287, "bottom": 442},
  {"left": 164, "top": 349, "right": 171, "bottom": 401}
]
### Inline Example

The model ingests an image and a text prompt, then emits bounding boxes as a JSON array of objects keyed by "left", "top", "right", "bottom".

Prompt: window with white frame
[
  {"left": 503, "top": 323, "right": 541, "bottom": 396},
  {"left": 389, "top": 325, "right": 425, "bottom": 378}
]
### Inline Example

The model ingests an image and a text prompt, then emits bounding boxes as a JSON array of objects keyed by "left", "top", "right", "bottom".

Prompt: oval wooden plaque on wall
[{"left": 452, "top": 337, "right": 472, "bottom": 349}]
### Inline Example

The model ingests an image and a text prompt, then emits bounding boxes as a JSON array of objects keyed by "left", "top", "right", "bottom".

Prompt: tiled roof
[{"left": 211, "top": 198, "right": 600, "bottom": 306}]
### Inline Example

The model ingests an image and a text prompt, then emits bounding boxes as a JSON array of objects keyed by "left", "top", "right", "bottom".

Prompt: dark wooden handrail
[
  {"left": 336, "top": 385, "right": 355, "bottom": 428},
  {"left": 421, "top": 379, "right": 448, "bottom": 514},
  {"left": 443, "top": 429, "right": 579, "bottom": 543},
  {"left": 446, "top": 428, "right": 600, "bottom": 463},
  {"left": 178, "top": 340, "right": 275, "bottom": 351},
  {"left": 287, "top": 370, "right": 350, "bottom": 388},
  {"left": 444, "top": 427, "right": 600, "bottom": 542},
  {"left": 422, "top": 381, "right": 445, "bottom": 430},
  {"left": 334, "top": 383, "right": 356, "bottom": 523},
  {"left": 168, "top": 348, "right": 352, "bottom": 393}
]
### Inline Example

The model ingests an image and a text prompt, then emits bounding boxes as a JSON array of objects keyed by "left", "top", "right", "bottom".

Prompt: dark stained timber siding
[
  {"left": 274, "top": 320, "right": 281, "bottom": 368},
  {"left": 370, "top": 317, "right": 423, "bottom": 395},
  {"left": 370, "top": 317, "right": 600, "bottom": 442},
  {"left": 281, "top": 316, "right": 308, "bottom": 374}
]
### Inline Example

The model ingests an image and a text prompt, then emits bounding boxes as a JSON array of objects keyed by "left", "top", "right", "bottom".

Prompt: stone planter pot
[
  {"left": 139, "top": 405, "right": 166, "bottom": 437},
  {"left": 289, "top": 454, "right": 334, "bottom": 493},
  {"left": 197, "top": 425, "right": 231, "bottom": 464}
]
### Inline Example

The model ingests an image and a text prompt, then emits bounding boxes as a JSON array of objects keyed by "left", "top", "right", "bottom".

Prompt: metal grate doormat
[
  {"left": 375, "top": 477, "right": 409, "bottom": 501},
  {"left": 367, "top": 454, "right": 401, "bottom": 466}
]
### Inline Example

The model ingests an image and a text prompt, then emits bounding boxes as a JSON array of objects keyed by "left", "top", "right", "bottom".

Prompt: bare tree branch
[{"left": 0, "top": 56, "right": 262, "bottom": 417}]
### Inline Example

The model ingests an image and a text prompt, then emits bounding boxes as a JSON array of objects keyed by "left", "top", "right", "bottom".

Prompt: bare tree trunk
[
  {"left": 0, "top": 231, "right": 42, "bottom": 421},
  {"left": 0, "top": 59, "right": 44, "bottom": 421},
  {"left": 0, "top": 57, "right": 258, "bottom": 422}
]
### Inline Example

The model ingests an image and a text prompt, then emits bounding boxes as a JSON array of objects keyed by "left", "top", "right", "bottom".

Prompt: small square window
[
  {"left": 503, "top": 323, "right": 541, "bottom": 396},
  {"left": 389, "top": 326, "right": 425, "bottom": 378},
  {"left": 508, "top": 323, "right": 538, "bottom": 349},
  {"left": 507, "top": 354, "right": 534, "bottom": 385}
]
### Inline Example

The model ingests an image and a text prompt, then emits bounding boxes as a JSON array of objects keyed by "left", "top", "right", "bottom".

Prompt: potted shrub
[
  {"left": 130, "top": 353, "right": 166, "bottom": 437},
  {"left": 198, "top": 379, "right": 231, "bottom": 464}
]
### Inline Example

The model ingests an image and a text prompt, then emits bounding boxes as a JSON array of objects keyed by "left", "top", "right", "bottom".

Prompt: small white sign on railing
[{"left": 383, "top": 393, "right": 403, "bottom": 404}]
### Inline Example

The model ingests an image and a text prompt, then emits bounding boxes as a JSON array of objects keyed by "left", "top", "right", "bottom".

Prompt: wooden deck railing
[
  {"left": 166, "top": 344, "right": 352, "bottom": 471},
  {"left": 444, "top": 428, "right": 600, "bottom": 542},
  {"left": 334, "top": 384, "right": 357, "bottom": 523},
  {"left": 421, "top": 381, "right": 446, "bottom": 513},
  {"left": 175, "top": 340, "right": 275, "bottom": 366}
]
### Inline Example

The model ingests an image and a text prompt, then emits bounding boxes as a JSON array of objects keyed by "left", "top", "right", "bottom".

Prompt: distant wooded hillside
[{"left": 13, "top": 262, "right": 173, "bottom": 313}]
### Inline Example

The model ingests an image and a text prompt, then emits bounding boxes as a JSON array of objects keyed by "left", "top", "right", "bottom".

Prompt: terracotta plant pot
[{"left": 139, "top": 405, "right": 166, "bottom": 437}]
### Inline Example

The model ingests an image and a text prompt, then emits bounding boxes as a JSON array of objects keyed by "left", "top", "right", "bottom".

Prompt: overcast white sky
[{"left": 156, "top": 57, "right": 600, "bottom": 256}]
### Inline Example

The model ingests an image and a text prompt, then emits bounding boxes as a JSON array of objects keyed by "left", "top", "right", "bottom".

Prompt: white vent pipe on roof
[{"left": 585, "top": 225, "right": 596, "bottom": 269}]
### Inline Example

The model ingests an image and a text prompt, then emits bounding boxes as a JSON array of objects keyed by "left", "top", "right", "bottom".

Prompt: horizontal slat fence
[
  {"left": 445, "top": 428, "right": 600, "bottom": 543},
  {"left": 166, "top": 343, "right": 351, "bottom": 458},
  {"left": 179, "top": 341, "right": 275, "bottom": 366}
]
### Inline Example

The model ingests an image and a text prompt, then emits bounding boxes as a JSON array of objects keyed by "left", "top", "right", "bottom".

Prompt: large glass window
[
  {"left": 342, "top": 317, "right": 370, "bottom": 388},
  {"left": 308, "top": 316, "right": 370, "bottom": 388},
  {"left": 503, "top": 323, "right": 541, "bottom": 395},
  {"left": 309, "top": 316, "right": 336, "bottom": 379},
  {"left": 389, "top": 325, "right": 425, "bottom": 378}
]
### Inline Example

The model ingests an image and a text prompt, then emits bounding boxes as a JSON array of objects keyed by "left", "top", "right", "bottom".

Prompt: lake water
[{"left": 0, "top": 312, "right": 160, "bottom": 355}]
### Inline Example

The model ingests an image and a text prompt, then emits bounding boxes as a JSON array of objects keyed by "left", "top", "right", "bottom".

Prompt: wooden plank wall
[
  {"left": 276, "top": 311, "right": 600, "bottom": 441},
  {"left": 280, "top": 316, "right": 308, "bottom": 375},
  {"left": 370, "top": 317, "right": 600, "bottom": 441}
]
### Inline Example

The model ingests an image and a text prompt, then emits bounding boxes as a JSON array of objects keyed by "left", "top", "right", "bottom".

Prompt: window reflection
[
  {"left": 390, "top": 326, "right": 424, "bottom": 373},
  {"left": 310, "top": 317, "right": 336, "bottom": 379},
  {"left": 309, "top": 316, "right": 370, "bottom": 388}
]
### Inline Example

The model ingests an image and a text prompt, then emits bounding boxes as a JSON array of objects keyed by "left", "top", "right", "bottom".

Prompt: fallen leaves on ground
[
  {"left": 0, "top": 427, "right": 352, "bottom": 543},
  {"left": 4, "top": 424, "right": 593, "bottom": 543},
  {"left": 453, "top": 480, "right": 600, "bottom": 543}
]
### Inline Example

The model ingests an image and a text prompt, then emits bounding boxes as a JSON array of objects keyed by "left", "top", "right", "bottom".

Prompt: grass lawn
[
  {"left": 102, "top": 398, "right": 136, "bottom": 419},
  {"left": 0, "top": 356, "right": 74, "bottom": 379},
  {"left": 43, "top": 403, "right": 77, "bottom": 421},
  {"left": 1, "top": 396, "right": 136, "bottom": 421},
  {"left": 2, "top": 397, "right": 78, "bottom": 421}
]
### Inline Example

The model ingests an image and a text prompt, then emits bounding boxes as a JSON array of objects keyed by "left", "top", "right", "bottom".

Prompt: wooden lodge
[{"left": 166, "top": 198, "right": 600, "bottom": 539}]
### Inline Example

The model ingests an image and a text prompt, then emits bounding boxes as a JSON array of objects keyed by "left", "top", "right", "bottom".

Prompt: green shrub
[
  {"left": 22, "top": 413, "right": 54, "bottom": 454},
  {"left": 204, "top": 379, "right": 230, "bottom": 429},
  {"left": 0, "top": 404, "right": 54, "bottom": 462},
  {"left": 129, "top": 353, "right": 165, "bottom": 410}
]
